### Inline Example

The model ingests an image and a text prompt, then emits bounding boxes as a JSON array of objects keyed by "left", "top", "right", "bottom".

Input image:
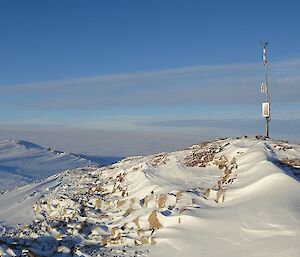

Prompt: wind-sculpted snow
[
  {"left": 0, "top": 137, "right": 300, "bottom": 256},
  {"left": 0, "top": 140, "right": 94, "bottom": 191}
]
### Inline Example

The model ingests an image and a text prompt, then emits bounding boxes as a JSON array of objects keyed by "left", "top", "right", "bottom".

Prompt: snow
[
  {"left": 0, "top": 174, "right": 63, "bottom": 228},
  {"left": 0, "top": 140, "right": 94, "bottom": 191},
  {"left": 0, "top": 137, "right": 300, "bottom": 256}
]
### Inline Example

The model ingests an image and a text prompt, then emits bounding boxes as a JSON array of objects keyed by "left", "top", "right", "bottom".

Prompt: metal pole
[
  {"left": 262, "top": 42, "right": 270, "bottom": 138},
  {"left": 265, "top": 117, "right": 269, "bottom": 138}
]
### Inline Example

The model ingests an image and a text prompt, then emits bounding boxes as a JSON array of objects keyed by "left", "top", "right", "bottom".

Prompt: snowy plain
[{"left": 0, "top": 137, "right": 300, "bottom": 256}]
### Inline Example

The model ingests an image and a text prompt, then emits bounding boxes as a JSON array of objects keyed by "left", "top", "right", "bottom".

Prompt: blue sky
[{"left": 0, "top": 0, "right": 300, "bottom": 155}]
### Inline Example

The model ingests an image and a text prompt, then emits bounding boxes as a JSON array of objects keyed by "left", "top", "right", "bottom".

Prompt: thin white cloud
[{"left": 0, "top": 57, "right": 299, "bottom": 110}]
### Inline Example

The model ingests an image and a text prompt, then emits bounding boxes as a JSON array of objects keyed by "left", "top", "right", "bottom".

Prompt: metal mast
[{"left": 261, "top": 42, "right": 270, "bottom": 138}]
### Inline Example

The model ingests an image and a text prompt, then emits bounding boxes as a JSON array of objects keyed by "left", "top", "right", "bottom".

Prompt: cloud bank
[{"left": 1, "top": 57, "right": 300, "bottom": 154}]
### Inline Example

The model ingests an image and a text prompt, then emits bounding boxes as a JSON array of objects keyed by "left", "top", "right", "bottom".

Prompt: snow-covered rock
[{"left": 0, "top": 137, "right": 300, "bottom": 257}]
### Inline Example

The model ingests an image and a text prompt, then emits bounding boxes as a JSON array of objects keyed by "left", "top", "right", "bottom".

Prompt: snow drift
[{"left": 0, "top": 137, "right": 300, "bottom": 257}]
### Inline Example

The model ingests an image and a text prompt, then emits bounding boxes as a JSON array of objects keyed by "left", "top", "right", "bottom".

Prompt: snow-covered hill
[
  {"left": 0, "top": 137, "right": 300, "bottom": 257},
  {"left": 0, "top": 140, "right": 94, "bottom": 191}
]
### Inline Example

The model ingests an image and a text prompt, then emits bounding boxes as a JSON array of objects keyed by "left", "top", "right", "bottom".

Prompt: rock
[
  {"left": 57, "top": 245, "right": 71, "bottom": 254},
  {"left": 157, "top": 194, "right": 167, "bottom": 208},
  {"left": 148, "top": 211, "right": 163, "bottom": 230}
]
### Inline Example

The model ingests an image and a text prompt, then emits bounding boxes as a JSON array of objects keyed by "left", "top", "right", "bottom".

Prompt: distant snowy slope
[
  {"left": 0, "top": 137, "right": 300, "bottom": 257},
  {"left": 0, "top": 140, "right": 94, "bottom": 191}
]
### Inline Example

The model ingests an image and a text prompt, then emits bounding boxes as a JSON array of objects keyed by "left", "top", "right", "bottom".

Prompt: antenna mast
[{"left": 261, "top": 42, "right": 270, "bottom": 138}]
